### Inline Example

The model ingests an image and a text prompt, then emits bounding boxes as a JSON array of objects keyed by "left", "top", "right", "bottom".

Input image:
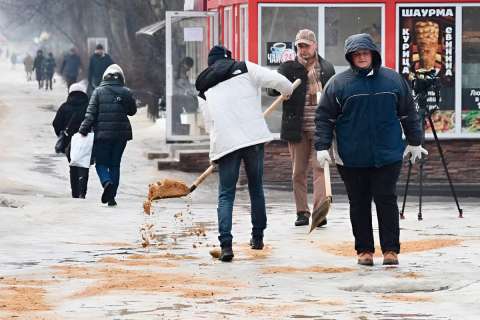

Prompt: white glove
[
  {"left": 316, "top": 150, "right": 331, "bottom": 167},
  {"left": 403, "top": 145, "right": 428, "bottom": 164}
]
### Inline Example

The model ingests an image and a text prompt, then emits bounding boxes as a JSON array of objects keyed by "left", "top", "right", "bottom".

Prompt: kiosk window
[
  {"left": 325, "top": 7, "right": 382, "bottom": 69},
  {"left": 462, "top": 7, "right": 480, "bottom": 133}
]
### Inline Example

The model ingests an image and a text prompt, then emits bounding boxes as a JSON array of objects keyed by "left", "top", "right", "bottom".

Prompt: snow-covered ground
[{"left": 0, "top": 58, "right": 480, "bottom": 320}]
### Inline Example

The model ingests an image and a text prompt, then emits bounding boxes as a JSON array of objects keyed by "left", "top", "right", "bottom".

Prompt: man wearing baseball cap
[{"left": 269, "top": 29, "right": 335, "bottom": 228}]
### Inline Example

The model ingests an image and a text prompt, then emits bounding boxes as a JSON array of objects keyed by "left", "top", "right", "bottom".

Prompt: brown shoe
[
  {"left": 383, "top": 251, "right": 399, "bottom": 265},
  {"left": 357, "top": 252, "right": 374, "bottom": 266}
]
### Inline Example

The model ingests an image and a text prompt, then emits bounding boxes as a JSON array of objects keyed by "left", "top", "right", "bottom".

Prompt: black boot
[
  {"left": 108, "top": 199, "right": 117, "bottom": 207},
  {"left": 101, "top": 181, "right": 114, "bottom": 204},
  {"left": 295, "top": 211, "right": 310, "bottom": 226},
  {"left": 78, "top": 168, "right": 89, "bottom": 199},
  {"left": 70, "top": 167, "right": 80, "bottom": 198},
  {"left": 249, "top": 237, "right": 264, "bottom": 250},
  {"left": 219, "top": 245, "right": 234, "bottom": 262}
]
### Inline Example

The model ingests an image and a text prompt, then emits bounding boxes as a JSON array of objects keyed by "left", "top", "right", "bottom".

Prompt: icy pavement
[{"left": 0, "top": 59, "right": 480, "bottom": 320}]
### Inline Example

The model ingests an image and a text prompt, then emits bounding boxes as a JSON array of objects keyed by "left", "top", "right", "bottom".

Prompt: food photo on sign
[{"left": 399, "top": 7, "right": 456, "bottom": 133}]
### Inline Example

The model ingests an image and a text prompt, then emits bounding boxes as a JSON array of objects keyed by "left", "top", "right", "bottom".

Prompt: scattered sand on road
[
  {"left": 61, "top": 241, "right": 134, "bottom": 247},
  {"left": 262, "top": 265, "right": 355, "bottom": 274},
  {"left": 380, "top": 294, "right": 432, "bottom": 302},
  {"left": 230, "top": 303, "right": 302, "bottom": 317},
  {"left": 209, "top": 244, "right": 273, "bottom": 261},
  {"left": 0, "top": 277, "right": 53, "bottom": 314},
  {"left": 394, "top": 271, "right": 424, "bottom": 279},
  {"left": 97, "top": 252, "right": 199, "bottom": 267},
  {"left": 98, "top": 256, "right": 179, "bottom": 267},
  {"left": 296, "top": 298, "right": 344, "bottom": 306},
  {"left": 319, "top": 238, "right": 462, "bottom": 257},
  {"left": 179, "top": 289, "right": 226, "bottom": 298},
  {"left": 238, "top": 244, "right": 273, "bottom": 260},
  {"left": 127, "top": 253, "right": 198, "bottom": 260},
  {"left": 52, "top": 265, "right": 242, "bottom": 299}
]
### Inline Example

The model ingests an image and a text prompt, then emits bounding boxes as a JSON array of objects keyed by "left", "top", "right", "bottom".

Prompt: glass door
[{"left": 166, "top": 11, "right": 218, "bottom": 142}]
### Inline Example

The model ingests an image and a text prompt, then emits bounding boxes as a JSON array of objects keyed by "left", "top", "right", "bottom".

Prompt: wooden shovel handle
[
  {"left": 263, "top": 79, "right": 302, "bottom": 117},
  {"left": 190, "top": 164, "right": 215, "bottom": 192},
  {"left": 324, "top": 161, "right": 332, "bottom": 198}
]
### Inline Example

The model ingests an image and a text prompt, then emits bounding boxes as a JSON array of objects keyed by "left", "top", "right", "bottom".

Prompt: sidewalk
[{"left": 0, "top": 59, "right": 480, "bottom": 319}]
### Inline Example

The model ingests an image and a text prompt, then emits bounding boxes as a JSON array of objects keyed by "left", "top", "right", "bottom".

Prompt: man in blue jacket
[
  {"left": 60, "top": 47, "right": 82, "bottom": 89},
  {"left": 315, "top": 33, "right": 427, "bottom": 266}
]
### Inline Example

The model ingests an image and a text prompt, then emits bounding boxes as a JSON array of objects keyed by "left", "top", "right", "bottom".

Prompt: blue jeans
[
  {"left": 216, "top": 143, "right": 267, "bottom": 247},
  {"left": 94, "top": 140, "right": 127, "bottom": 198}
]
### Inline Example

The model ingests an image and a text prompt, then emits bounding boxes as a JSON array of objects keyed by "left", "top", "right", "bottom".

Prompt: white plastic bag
[{"left": 69, "top": 132, "right": 94, "bottom": 168}]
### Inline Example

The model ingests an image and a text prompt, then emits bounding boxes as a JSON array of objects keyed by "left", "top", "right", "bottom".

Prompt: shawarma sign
[{"left": 398, "top": 6, "right": 456, "bottom": 133}]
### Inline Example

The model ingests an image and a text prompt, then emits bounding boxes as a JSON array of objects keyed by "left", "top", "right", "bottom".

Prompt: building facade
[{"left": 166, "top": 0, "right": 480, "bottom": 193}]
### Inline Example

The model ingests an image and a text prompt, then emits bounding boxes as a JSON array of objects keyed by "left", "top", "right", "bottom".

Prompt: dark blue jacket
[
  {"left": 88, "top": 53, "right": 114, "bottom": 88},
  {"left": 60, "top": 53, "right": 82, "bottom": 79},
  {"left": 315, "top": 33, "right": 422, "bottom": 167}
]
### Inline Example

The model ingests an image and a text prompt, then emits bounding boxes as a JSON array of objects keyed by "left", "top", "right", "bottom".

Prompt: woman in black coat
[
  {"left": 79, "top": 64, "right": 137, "bottom": 206},
  {"left": 52, "top": 82, "right": 90, "bottom": 198},
  {"left": 32, "top": 50, "right": 45, "bottom": 89}
]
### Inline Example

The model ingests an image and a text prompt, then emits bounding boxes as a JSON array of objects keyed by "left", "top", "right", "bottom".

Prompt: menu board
[{"left": 398, "top": 7, "right": 456, "bottom": 133}]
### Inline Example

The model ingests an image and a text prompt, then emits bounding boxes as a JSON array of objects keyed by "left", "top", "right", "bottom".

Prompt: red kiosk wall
[{"left": 209, "top": 0, "right": 480, "bottom": 68}]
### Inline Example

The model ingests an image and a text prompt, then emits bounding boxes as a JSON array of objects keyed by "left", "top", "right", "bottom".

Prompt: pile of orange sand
[
  {"left": 0, "top": 278, "right": 53, "bottom": 315},
  {"left": 380, "top": 294, "right": 432, "bottom": 302},
  {"left": 319, "top": 238, "right": 462, "bottom": 257},
  {"left": 209, "top": 244, "right": 273, "bottom": 261},
  {"left": 262, "top": 266, "right": 354, "bottom": 274},
  {"left": 52, "top": 264, "right": 242, "bottom": 299}
]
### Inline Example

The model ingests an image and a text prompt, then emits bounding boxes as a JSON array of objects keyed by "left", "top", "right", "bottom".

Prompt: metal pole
[{"left": 427, "top": 114, "right": 464, "bottom": 218}]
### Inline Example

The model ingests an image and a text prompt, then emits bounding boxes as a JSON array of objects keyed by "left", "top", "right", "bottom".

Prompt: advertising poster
[
  {"left": 462, "top": 89, "right": 480, "bottom": 132},
  {"left": 266, "top": 41, "right": 295, "bottom": 66},
  {"left": 398, "top": 7, "right": 455, "bottom": 133}
]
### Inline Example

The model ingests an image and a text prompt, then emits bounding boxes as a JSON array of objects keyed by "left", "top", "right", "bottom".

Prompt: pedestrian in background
[
  {"left": 10, "top": 52, "right": 17, "bottom": 69},
  {"left": 269, "top": 29, "right": 335, "bottom": 228},
  {"left": 23, "top": 53, "right": 34, "bottom": 81},
  {"left": 44, "top": 52, "right": 56, "bottom": 91},
  {"left": 315, "top": 33, "right": 427, "bottom": 266},
  {"left": 195, "top": 45, "right": 293, "bottom": 262},
  {"left": 87, "top": 44, "right": 114, "bottom": 96},
  {"left": 32, "top": 50, "right": 45, "bottom": 89},
  {"left": 79, "top": 64, "right": 136, "bottom": 206},
  {"left": 60, "top": 47, "right": 82, "bottom": 89},
  {"left": 52, "top": 82, "right": 90, "bottom": 198}
]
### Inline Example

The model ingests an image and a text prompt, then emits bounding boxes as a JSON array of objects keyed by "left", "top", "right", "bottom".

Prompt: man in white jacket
[{"left": 196, "top": 45, "right": 293, "bottom": 262}]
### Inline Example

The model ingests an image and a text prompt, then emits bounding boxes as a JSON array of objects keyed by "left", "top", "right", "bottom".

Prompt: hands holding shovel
[{"left": 310, "top": 150, "right": 333, "bottom": 232}]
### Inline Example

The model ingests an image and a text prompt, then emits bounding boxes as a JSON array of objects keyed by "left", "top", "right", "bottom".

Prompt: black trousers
[
  {"left": 337, "top": 161, "right": 402, "bottom": 254},
  {"left": 70, "top": 166, "right": 89, "bottom": 198}
]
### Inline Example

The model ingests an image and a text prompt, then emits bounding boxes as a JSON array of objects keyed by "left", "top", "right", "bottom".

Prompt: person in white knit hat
[{"left": 52, "top": 81, "right": 90, "bottom": 198}]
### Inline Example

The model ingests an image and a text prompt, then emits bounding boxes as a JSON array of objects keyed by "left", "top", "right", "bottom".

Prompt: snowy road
[{"left": 1, "top": 59, "right": 480, "bottom": 320}]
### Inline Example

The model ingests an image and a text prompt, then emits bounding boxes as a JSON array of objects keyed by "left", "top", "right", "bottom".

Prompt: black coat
[
  {"left": 88, "top": 53, "right": 114, "bottom": 88},
  {"left": 32, "top": 55, "right": 44, "bottom": 80},
  {"left": 52, "top": 92, "right": 89, "bottom": 158},
  {"left": 44, "top": 56, "right": 56, "bottom": 76},
  {"left": 79, "top": 79, "right": 137, "bottom": 141},
  {"left": 269, "top": 55, "right": 335, "bottom": 142}
]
